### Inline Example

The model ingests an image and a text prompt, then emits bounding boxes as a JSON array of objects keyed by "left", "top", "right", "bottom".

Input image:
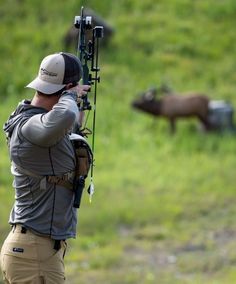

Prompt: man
[{"left": 0, "top": 52, "right": 91, "bottom": 283}]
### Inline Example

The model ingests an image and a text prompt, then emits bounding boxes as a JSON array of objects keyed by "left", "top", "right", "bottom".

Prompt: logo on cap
[{"left": 40, "top": 68, "right": 57, "bottom": 77}]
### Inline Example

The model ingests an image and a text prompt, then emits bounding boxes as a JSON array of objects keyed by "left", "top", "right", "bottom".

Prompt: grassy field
[{"left": 1, "top": 0, "right": 236, "bottom": 283}]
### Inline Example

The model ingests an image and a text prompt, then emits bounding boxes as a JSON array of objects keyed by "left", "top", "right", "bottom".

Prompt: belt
[
  {"left": 11, "top": 224, "right": 65, "bottom": 251},
  {"left": 13, "top": 162, "right": 74, "bottom": 191}
]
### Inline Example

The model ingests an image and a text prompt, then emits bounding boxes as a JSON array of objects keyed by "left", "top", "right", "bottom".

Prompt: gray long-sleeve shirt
[{"left": 4, "top": 91, "right": 81, "bottom": 240}]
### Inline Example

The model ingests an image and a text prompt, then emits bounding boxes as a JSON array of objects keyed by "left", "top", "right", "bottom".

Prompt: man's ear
[{"left": 65, "top": 83, "right": 73, "bottom": 90}]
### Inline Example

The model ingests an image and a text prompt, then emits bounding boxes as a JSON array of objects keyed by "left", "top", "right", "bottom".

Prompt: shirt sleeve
[{"left": 21, "top": 92, "right": 80, "bottom": 147}]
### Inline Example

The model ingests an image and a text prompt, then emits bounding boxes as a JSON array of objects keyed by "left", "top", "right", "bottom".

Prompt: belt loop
[
  {"left": 40, "top": 177, "right": 47, "bottom": 190},
  {"left": 63, "top": 241, "right": 67, "bottom": 259},
  {"left": 11, "top": 224, "right": 16, "bottom": 233}
]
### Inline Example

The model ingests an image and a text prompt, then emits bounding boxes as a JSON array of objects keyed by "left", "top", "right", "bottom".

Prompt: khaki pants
[{"left": 0, "top": 225, "right": 67, "bottom": 284}]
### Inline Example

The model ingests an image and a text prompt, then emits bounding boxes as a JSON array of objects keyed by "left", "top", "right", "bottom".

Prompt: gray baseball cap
[{"left": 26, "top": 52, "right": 82, "bottom": 95}]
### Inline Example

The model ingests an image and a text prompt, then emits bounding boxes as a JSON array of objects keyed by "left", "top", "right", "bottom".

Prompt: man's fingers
[
  {"left": 82, "top": 85, "right": 91, "bottom": 91},
  {"left": 78, "top": 85, "right": 91, "bottom": 97},
  {"left": 69, "top": 84, "right": 91, "bottom": 99},
  {"left": 80, "top": 85, "right": 91, "bottom": 95}
]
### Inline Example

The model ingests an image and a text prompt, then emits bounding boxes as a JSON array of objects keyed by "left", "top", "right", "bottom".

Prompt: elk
[{"left": 132, "top": 88, "right": 211, "bottom": 133}]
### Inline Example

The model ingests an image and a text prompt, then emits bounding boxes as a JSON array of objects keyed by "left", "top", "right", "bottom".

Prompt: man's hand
[
  {"left": 68, "top": 84, "right": 91, "bottom": 127},
  {"left": 69, "top": 84, "right": 91, "bottom": 103}
]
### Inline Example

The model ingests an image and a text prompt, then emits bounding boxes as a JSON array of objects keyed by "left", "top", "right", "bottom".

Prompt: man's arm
[{"left": 21, "top": 92, "right": 79, "bottom": 147}]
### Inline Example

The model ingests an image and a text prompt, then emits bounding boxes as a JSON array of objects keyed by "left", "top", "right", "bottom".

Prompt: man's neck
[{"left": 31, "top": 92, "right": 59, "bottom": 111}]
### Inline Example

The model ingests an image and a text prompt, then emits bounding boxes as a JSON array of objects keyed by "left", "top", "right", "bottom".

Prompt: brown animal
[
  {"left": 132, "top": 88, "right": 211, "bottom": 133},
  {"left": 64, "top": 7, "right": 114, "bottom": 50}
]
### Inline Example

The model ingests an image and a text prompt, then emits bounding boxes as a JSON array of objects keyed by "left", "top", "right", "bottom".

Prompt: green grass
[{"left": 1, "top": 0, "right": 236, "bottom": 283}]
